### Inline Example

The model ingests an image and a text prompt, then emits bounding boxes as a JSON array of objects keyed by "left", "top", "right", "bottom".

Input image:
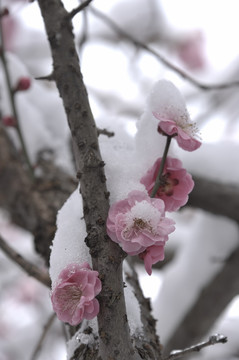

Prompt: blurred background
[{"left": 0, "top": 0, "right": 239, "bottom": 359}]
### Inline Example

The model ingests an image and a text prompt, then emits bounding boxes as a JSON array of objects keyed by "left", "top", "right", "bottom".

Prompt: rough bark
[{"left": 36, "top": 1, "right": 157, "bottom": 358}]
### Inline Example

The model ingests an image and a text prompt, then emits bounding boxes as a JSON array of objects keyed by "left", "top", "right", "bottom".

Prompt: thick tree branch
[
  {"left": 0, "top": 126, "right": 77, "bottom": 263},
  {"left": 0, "top": 234, "right": 51, "bottom": 287},
  {"left": 164, "top": 243, "right": 239, "bottom": 354},
  {"left": 36, "top": 1, "right": 144, "bottom": 358},
  {"left": 188, "top": 175, "right": 239, "bottom": 223}
]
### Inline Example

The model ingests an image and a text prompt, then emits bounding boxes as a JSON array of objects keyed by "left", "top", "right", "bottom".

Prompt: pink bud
[
  {"left": 0, "top": 8, "right": 9, "bottom": 18},
  {"left": 2, "top": 116, "right": 17, "bottom": 127},
  {"left": 15, "top": 77, "right": 31, "bottom": 91}
]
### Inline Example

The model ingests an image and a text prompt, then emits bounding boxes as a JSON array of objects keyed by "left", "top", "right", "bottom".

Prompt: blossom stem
[
  {"left": 150, "top": 136, "right": 172, "bottom": 198},
  {"left": 0, "top": 9, "right": 34, "bottom": 180}
]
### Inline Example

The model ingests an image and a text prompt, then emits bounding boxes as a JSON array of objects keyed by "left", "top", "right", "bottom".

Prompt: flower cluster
[
  {"left": 51, "top": 262, "right": 102, "bottom": 326},
  {"left": 107, "top": 80, "right": 201, "bottom": 275}
]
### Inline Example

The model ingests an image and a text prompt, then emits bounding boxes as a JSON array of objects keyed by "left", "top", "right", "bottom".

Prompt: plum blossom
[
  {"left": 139, "top": 244, "right": 165, "bottom": 275},
  {"left": 106, "top": 190, "right": 175, "bottom": 255},
  {"left": 149, "top": 80, "right": 201, "bottom": 151},
  {"left": 140, "top": 157, "right": 194, "bottom": 212},
  {"left": 51, "top": 262, "right": 101, "bottom": 326},
  {"left": 176, "top": 31, "right": 205, "bottom": 70}
]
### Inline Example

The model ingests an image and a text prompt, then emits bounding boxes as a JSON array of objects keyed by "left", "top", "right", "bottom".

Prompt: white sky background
[
  {"left": 2, "top": 1, "right": 239, "bottom": 359},
  {"left": 20, "top": 0, "right": 239, "bottom": 71}
]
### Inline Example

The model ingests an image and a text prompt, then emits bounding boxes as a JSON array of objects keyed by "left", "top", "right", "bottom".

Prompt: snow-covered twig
[
  {"left": 0, "top": 235, "right": 51, "bottom": 287},
  {"left": 89, "top": 6, "right": 239, "bottom": 91},
  {"left": 164, "top": 334, "right": 227, "bottom": 360},
  {"left": 30, "top": 312, "right": 56, "bottom": 360}
]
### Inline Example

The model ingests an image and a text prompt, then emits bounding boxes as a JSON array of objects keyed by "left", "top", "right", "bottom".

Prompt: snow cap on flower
[
  {"left": 106, "top": 190, "right": 175, "bottom": 256},
  {"left": 148, "top": 80, "right": 201, "bottom": 151},
  {"left": 51, "top": 262, "right": 101, "bottom": 326},
  {"left": 140, "top": 157, "right": 194, "bottom": 212},
  {"left": 139, "top": 244, "right": 165, "bottom": 275}
]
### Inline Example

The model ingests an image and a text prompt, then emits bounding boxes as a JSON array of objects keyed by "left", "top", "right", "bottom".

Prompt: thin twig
[
  {"left": 97, "top": 127, "right": 114, "bottom": 137},
  {"left": 0, "top": 235, "right": 51, "bottom": 288},
  {"left": 90, "top": 6, "right": 239, "bottom": 91},
  {"left": 163, "top": 334, "right": 227, "bottom": 360},
  {"left": 0, "top": 4, "right": 34, "bottom": 179},
  {"left": 35, "top": 73, "right": 54, "bottom": 81},
  {"left": 30, "top": 312, "right": 56, "bottom": 360},
  {"left": 68, "top": 0, "right": 93, "bottom": 19}
]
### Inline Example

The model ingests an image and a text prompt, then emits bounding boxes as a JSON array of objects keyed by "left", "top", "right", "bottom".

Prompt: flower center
[
  {"left": 59, "top": 285, "right": 82, "bottom": 314},
  {"left": 157, "top": 173, "right": 179, "bottom": 196}
]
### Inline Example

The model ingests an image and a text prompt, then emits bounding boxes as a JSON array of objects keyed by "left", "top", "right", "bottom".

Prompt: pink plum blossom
[
  {"left": 106, "top": 191, "right": 175, "bottom": 256},
  {"left": 155, "top": 117, "right": 201, "bottom": 152},
  {"left": 140, "top": 157, "right": 194, "bottom": 212},
  {"left": 139, "top": 244, "right": 165, "bottom": 275},
  {"left": 51, "top": 262, "right": 101, "bottom": 326},
  {"left": 149, "top": 80, "right": 201, "bottom": 151},
  {"left": 176, "top": 31, "right": 206, "bottom": 70}
]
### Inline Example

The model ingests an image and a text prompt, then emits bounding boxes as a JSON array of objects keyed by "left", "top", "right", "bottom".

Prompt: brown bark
[{"left": 36, "top": 1, "right": 159, "bottom": 358}]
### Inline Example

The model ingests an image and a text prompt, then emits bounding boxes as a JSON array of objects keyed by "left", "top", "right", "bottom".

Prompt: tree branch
[
  {"left": 0, "top": 126, "right": 77, "bottom": 264},
  {"left": 30, "top": 313, "right": 56, "bottom": 360},
  {"left": 0, "top": 234, "right": 51, "bottom": 287},
  {"left": 164, "top": 244, "right": 239, "bottom": 354},
  {"left": 188, "top": 175, "right": 239, "bottom": 223},
  {"left": 164, "top": 334, "right": 227, "bottom": 360},
  {"left": 36, "top": 1, "right": 142, "bottom": 358},
  {"left": 68, "top": 0, "right": 93, "bottom": 19},
  {"left": 89, "top": 6, "right": 239, "bottom": 91}
]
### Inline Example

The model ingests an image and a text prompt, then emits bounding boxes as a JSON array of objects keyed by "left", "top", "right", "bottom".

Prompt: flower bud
[
  {"left": 15, "top": 77, "right": 31, "bottom": 91},
  {"left": 2, "top": 116, "right": 17, "bottom": 127}
]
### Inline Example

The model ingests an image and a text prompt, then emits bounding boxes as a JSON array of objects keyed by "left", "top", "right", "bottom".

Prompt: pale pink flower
[
  {"left": 51, "top": 262, "right": 101, "bottom": 326},
  {"left": 149, "top": 80, "right": 201, "bottom": 151},
  {"left": 155, "top": 117, "right": 201, "bottom": 151},
  {"left": 176, "top": 31, "right": 205, "bottom": 70},
  {"left": 106, "top": 191, "right": 175, "bottom": 255},
  {"left": 139, "top": 244, "right": 165, "bottom": 275},
  {"left": 140, "top": 157, "right": 194, "bottom": 212}
]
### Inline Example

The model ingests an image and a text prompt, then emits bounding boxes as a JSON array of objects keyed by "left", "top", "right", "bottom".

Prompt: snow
[
  {"left": 1, "top": 0, "right": 239, "bottom": 359},
  {"left": 153, "top": 210, "right": 239, "bottom": 344},
  {"left": 179, "top": 141, "right": 239, "bottom": 184},
  {"left": 67, "top": 319, "right": 98, "bottom": 359},
  {"left": 49, "top": 189, "right": 90, "bottom": 286},
  {"left": 123, "top": 261, "right": 143, "bottom": 335}
]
